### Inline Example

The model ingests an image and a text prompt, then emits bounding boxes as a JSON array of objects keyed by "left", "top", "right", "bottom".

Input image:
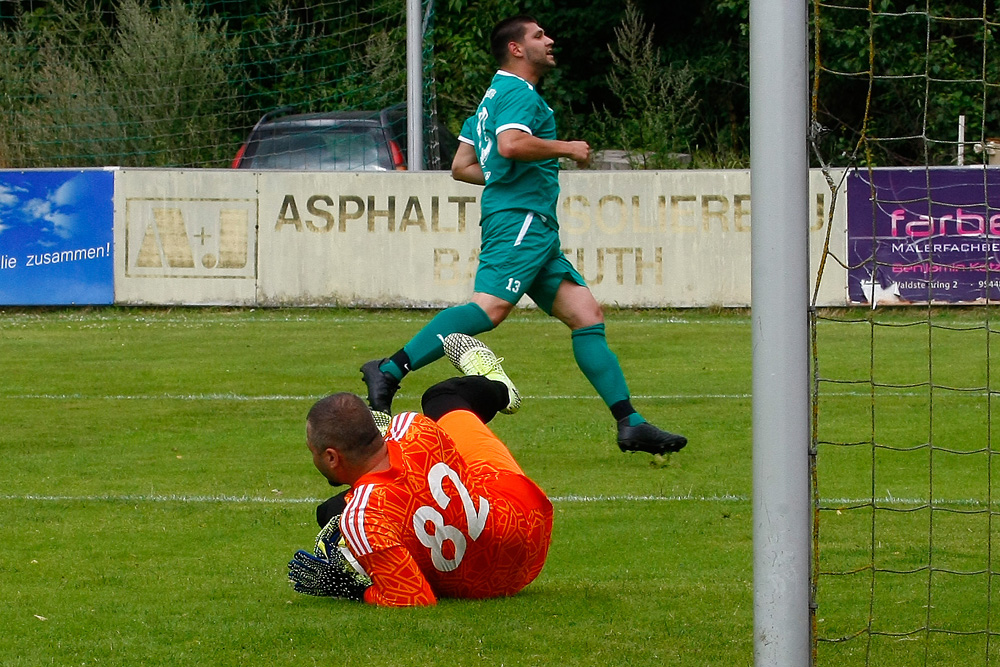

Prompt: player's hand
[
  {"left": 287, "top": 514, "right": 372, "bottom": 600},
  {"left": 287, "top": 549, "right": 371, "bottom": 601},
  {"left": 566, "top": 140, "right": 591, "bottom": 168},
  {"left": 313, "top": 513, "right": 343, "bottom": 558}
]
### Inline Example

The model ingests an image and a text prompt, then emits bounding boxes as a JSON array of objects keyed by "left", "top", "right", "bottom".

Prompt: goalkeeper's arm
[
  {"left": 287, "top": 548, "right": 371, "bottom": 601},
  {"left": 350, "top": 545, "right": 437, "bottom": 606},
  {"left": 288, "top": 514, "right": 437, "bottom": 606},
  {"left": 289, "top": 545, "right": 437, "bottom": 606},
  {"left": 287, "top": 514, "right": 371, "bottom": 601}
]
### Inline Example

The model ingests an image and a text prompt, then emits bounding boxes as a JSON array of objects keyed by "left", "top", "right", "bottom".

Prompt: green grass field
[
  {"left": 1, "top": 307, "right": 996, "bottom": 666},
  {"left": 814, "top": 309, "right": 1000, "bottom": 667}
]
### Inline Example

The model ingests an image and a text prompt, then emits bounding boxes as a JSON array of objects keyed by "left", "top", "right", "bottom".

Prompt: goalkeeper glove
[
  {"left": 287, "top": 549, "right": 371, "bottom": 601},
  {"left": 313, "top": 514, "right": 343, "bottom": 559},
  {"left": 287, "top": 514, "right": 371, "bottom": 601}
]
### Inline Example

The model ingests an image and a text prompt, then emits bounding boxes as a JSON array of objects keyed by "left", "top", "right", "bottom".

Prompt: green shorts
[{"left": 474, "top": 209, "right": 587, "bottom": 315}]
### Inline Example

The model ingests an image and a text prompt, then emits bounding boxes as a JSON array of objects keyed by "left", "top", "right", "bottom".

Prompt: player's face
[{"left": 518, "top": 23, "right": 556, "bottom": 71}]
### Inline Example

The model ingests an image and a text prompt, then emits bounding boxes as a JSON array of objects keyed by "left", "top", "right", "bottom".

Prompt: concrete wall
[{"left": 113, "top": 168, "right": 847, "bottom": 307}]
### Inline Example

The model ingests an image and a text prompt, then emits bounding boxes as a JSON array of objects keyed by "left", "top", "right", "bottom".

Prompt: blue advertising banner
[
  {"left": 0, "top": 170, "right": 114, "bottom": 305},
  {"left": 847, "top": 167, "right": 1000, "bottom": 305}
]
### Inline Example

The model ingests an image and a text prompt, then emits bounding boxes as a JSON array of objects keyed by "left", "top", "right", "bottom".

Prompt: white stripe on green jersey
[{"left": 460, "top": 70, "right": 561, "bottom": 225}]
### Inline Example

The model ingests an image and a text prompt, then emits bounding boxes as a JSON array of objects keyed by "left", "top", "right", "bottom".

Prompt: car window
[
  {"left": 242, "top": 127, "right": 392, "bottom": 171},
  {"left": 382, "top": 111, "right": 458, "bottom": 170}
]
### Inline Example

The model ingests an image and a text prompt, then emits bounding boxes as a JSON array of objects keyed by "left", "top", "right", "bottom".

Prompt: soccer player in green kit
[{"left": 361, "top": 15, "right": 687, "bottom": 457}]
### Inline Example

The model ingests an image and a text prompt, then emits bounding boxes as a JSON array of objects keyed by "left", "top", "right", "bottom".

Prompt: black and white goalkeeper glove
[{"left": 287, "top": 514, "right": 371, "bottom": 601}]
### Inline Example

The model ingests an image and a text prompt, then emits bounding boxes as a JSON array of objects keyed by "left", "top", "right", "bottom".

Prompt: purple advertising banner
[{"left": 848, "top": 167, "right": 1000, "bottom": 305}]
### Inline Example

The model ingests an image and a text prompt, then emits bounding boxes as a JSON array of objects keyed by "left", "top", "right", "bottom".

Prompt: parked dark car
[{"left": 232, "top": 104, "right": 459, "bottom": 171}]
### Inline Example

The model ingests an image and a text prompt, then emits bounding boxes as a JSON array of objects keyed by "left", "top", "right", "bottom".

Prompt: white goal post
[{"left": 749, "top": 0, "right": 812, "bottom": 664}]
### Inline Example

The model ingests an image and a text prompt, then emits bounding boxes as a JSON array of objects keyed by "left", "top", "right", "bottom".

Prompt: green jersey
[{"left": 461, "top": 70, "right": 561, "bottom": 225}]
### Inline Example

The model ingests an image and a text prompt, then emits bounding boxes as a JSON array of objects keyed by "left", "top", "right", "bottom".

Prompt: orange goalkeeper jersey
[{"left": 339, "top": 411, "right": 553, "bottom": 607}]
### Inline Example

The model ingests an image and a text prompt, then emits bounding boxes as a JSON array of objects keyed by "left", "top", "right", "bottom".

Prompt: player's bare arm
[
  {"left": 451, "top": 141, "right": 485, "bottom": 185},
  {"left": 497, "top": 129, "right": 591, "bottom": 168}
]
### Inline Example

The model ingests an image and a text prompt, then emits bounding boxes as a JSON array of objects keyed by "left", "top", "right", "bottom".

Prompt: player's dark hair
[
  {"left": 490, "top": 15, "right": 539, "bottom": 65},
  {"left": 307, "top": 393, "right": 382, "bottom": 464}
]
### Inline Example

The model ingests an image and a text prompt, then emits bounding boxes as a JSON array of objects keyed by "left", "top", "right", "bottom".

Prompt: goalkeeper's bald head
[{"left": 307, "top": 393, "right": 383, "bottom": 466}]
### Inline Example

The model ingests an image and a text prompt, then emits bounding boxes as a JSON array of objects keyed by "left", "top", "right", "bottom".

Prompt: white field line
[
  {"left": 0, "top": 314, "right": 739, "bottom": 327},
  {"left": 0, "top": 492, "right": 989, "bottom": 508},
  {"left": 1, "top": 392, "right": 745, "bottom": 401}
]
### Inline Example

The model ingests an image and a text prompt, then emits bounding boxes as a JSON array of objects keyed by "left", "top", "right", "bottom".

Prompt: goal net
[{"left": 812, "top": 1, "right": 1000, "bottom": 664}]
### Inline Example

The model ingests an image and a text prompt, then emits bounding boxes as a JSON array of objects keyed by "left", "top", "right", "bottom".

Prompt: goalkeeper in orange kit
[{"left": 287, "top": 334, "right": 553, "bottom": 606}]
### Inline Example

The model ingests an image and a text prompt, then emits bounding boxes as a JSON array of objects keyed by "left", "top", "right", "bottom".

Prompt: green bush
[
  {"left": 0, "top": 0, "right": 240, "bottom": 168},
  {"left": 591, "top": 2, "right": 699, "bottom": 169}
]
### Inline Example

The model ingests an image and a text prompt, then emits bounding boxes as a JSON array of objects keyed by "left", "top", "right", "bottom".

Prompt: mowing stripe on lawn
[
  {"left": 0, "top": 492, "right": 748, "bottom": 505},
  {"left": 0, "top": 389, "right": 946, "bottom": 401},
  {"left": 0, "top": 493, "right": 990, "bottom": 508}
]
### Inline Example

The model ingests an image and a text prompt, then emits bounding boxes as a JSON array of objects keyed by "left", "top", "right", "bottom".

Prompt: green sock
[
  {"left": 402, "top": 302, "right": 494, "bottom": 370},
  {"left": 379, "top": 359, "right": 406, "bottom": 381},
  {"left": 571, "top": 323, "right": 631, "bottom": 409}
]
